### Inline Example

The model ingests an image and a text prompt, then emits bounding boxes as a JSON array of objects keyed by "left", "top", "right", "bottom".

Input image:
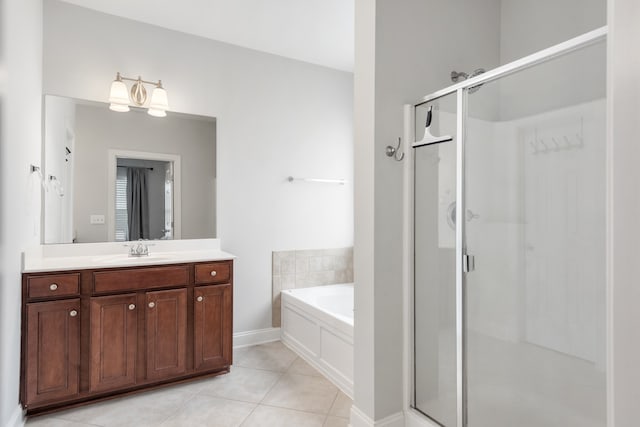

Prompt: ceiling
[{"left": 59, "top": 0, "right": 355, "bottom": 72}]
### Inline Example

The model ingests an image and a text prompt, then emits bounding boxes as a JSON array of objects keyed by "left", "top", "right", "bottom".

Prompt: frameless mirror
[{"left": 42, "top": 95, "right": 217, "bottom": 244}]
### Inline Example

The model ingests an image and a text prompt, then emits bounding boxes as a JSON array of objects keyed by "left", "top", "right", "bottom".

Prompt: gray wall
[{"left": 73, "top": 103, "right": 216, "bottom": 242}]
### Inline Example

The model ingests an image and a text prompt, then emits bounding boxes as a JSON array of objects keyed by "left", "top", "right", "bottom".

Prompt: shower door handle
[{"left": 463, "top": 254, "right": 475, "bottom": 273}]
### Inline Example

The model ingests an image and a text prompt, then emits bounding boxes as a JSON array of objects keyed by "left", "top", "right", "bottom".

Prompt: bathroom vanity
[{"left": 20, "top": 240, "right": 234, "bottom": 415}]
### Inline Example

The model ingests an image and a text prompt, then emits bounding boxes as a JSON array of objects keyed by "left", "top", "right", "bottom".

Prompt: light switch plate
[{"left": 90, "top": 214, "right": 105, "bottom": 225}]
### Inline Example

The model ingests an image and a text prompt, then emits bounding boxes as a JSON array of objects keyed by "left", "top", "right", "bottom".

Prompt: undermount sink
[{"left": 92, "top": 253, "right": 174, "bottom": 265}]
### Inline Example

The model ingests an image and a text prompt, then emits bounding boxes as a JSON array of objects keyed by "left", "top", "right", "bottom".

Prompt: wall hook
[{"left": 386, "top": 137, "right": 404, "bottom": 161}]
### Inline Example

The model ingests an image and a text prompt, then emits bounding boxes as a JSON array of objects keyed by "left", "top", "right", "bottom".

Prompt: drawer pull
[
  {"left": 196, "top": 296, "right": 204, "bottom": 302},
  {"left": 128, "top": 304, "right": 136, "bottom": 310},
  {"left": 210, "top": 271, "right": 217, "bottom": 277},
  {"left": 69, "top": 310, "right": 78, "bottom": 317},
  {"left": 148, "top": 302, "right": 155, "bottom": 308},
  {"left": 49, "top": 283, "right": 58, "bottom": 291}
]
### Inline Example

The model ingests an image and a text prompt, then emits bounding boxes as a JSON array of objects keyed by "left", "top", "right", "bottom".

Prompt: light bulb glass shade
[
  {"left": 147, "top": 108, "right": 167, "bottom": 117},
  {"left": 109, "top": 79, "right": 129, "bottom": 105},
  {"left": 109, "top": 103, "right": 130, "bottom": 112},
  {"left": 149, "top": 86, "right": 169, "bottom": 111}
]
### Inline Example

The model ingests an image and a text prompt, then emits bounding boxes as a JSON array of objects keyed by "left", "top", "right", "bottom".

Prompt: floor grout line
[
  {"left": 156, "top": 391, "right": 199, "bottom": 426},
  {"left": 327, "top": 389, "right": 340, "bottom": 417},
  {"left": 257, "top": 402, "right": 333, "bottom": 418},
  {"left": 237, "top": 402, "right": 260, "bottom": 427},
  {"left": 27, "top": 417, "right": 104, "bottom": 427},
  {"left": 258, "top": 369, "right": 287, "bottom": 405},
  {"left": 231, "top": 363, "right": 293, "bottom": 374},
  {"left": 36, "top": 414, "right": 106, "bottom": 427}
]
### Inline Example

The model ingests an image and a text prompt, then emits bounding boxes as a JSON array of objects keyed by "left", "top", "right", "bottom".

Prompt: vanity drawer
[
  {"left": 93, "top": 266, "right": 189, "bottom": 293},
  {"left": 27, "top": 273, "right": 80, "bottom": 298},
  {"left": 195, "top": 261, "right": 231, "bottom": 285}
]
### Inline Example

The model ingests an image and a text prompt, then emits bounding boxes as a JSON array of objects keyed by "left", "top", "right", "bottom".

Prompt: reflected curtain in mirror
[{"left": 126, "top": 167, "right": 150, "bottom": 240}]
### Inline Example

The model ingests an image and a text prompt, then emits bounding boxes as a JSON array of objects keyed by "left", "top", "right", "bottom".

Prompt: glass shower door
[
  {"left": 413, "top": 93, "right": 458, "bottom": 426},
  {"left": 463, "top": 40, "right": 607, "bottom": 427}
]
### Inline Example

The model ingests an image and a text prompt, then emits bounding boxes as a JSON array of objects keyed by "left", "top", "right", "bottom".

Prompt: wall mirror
[{"left": 42, "top": 95, "right": 216, "bottom": 244}]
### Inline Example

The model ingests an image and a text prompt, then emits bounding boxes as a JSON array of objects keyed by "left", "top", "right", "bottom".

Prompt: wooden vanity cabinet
[
  {"left": 89, "top": 294, "right": 137, "bottom": 393},
  {"left": 145, "top": 288, "right": 188, "bottom": 380},
  {"left": 194, "top": 284, "right": 232, "bottom": 371},
  {"left": 24, "top": 298, "right": 81, "bottom": 405},
  {"left": 21, "top": 259, "right": 233, "bottom": 415}
]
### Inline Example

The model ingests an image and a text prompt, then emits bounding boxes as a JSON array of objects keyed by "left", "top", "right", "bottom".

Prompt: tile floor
[{"left": 26, "top": 341, "right": 351, "bottom": 427}]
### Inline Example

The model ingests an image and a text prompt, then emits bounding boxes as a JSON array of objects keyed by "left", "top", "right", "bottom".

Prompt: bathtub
[{"left": 280, "top": 284, "right": 353, "bottom": 398}]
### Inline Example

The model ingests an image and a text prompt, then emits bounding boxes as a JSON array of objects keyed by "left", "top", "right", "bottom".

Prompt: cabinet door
[
  {"left": 90, "top": 294, "right": 137, "bottom": 392},
  {"left": 25, "top": 299, "right": 80, "bottom": 406},
  {"left": 194, "top": 284, "right": 232, "bottom": 371},
  {"left": 146, "top": 288, "right": 187, "bottom": 380}
]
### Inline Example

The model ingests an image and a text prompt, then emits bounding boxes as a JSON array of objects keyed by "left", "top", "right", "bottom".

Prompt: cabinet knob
[
  {"left": 69, "top": 310, "right": 78, "bottom": 317},
  {"left": 196, "top": 296, "right": 204, "bottom": 302},
  {"left": 49, "top": 283, "right": 58, "bottom": 291},
  {"left": 148, "top": 302, "right": 155, "bottom": 308},
  {"left": 210, "top": 271, "right": 217, "bottom": 277},
  {"left": 128, "top": 304, "right": 136, "bottom": 310}
]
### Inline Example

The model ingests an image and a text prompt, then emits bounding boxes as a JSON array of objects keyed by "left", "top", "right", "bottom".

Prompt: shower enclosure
[{"left": 407, "top": 27, "right": 607, "bottom": 427}]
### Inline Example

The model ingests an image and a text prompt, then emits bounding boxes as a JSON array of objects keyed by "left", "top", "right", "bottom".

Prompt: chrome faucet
[{"left": 127, "top": 241, "right": 149, "bottom": 257}]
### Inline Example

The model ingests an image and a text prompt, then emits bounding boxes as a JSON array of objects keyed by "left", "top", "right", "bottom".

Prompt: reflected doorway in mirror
[
  {"left": 115, "top": 158, "right": 174, "bottom": 241},
  {"left": 108, "top": 149, "right": 182, "bottom": 242}
]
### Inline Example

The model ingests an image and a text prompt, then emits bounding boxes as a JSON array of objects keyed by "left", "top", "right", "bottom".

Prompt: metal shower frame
[{"left": 403, "top": 25, "right": 608, "bottom": 427}]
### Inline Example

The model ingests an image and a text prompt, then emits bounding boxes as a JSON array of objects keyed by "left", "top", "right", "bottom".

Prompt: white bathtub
[{"left": 280, "top": 284, "right": 353, "bottom": 398}]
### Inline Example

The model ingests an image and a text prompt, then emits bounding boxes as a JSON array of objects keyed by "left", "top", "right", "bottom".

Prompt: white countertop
[{"left": 23, "top": 239, "right": 235, "bottom": 273}]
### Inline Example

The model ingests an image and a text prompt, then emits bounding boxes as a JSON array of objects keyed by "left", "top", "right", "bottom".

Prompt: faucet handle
[{"left": 124, "top": 242, "right": 148, "bottom": 256}]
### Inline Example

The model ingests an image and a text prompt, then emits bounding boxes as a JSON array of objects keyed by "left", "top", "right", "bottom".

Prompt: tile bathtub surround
[
  {"left": 26, "top": 341, "right": 351, "bottom": 427},
  {"left": 272, "top": 247, "right": 353, "bottom": 327}
]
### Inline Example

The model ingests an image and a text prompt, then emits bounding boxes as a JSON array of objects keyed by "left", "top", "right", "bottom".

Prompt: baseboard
[
  {"left": 6, "top": 404, "right": 24, "bottom": 427},
  {"left": 350, "top": 406, "right": 404, "bottom": 427},
  {"left": 405, "top": 408, "right": 441, "bottom": 427},
  {"left": 281, "top": 332, "right": 353, "bottom": 399},
  {"left": 233, "top": 327, "right": 281, "bottom": 348}
]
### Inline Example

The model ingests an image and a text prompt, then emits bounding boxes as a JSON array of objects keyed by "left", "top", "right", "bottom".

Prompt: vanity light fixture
[{"left": 109, "top": 72, "right": 169, "bottom": 117}]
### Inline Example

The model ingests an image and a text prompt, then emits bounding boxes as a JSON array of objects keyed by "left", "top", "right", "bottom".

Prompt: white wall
[
  {"left": 500, "top": 0, "right": 606, "bottom": 64},
  {"left": 43, "top": 0, "right": 354, "bottom": 333},
  {"left": 608, "top": 0, "right": 640, "bottom": 425},
  {"left": 71, "top": 103, "right": 216, "bottom": 243},
  {"left": 0, "top": 0, "right": 42, "bottom": 426},
  {"left": 43, "top": 95, "right": 75, "bottom": 243},
  {"left": 498, "top": 0, "right": 607, "bottom": 120},
  {"left": 352, "top": 0, "right": 376, "bottom": 420}
]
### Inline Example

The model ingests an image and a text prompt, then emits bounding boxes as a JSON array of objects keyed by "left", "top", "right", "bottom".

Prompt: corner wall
[
  {"left": 0, "top": 0, "right": 43, "bottom": 426},
  {"left": 353, "top": 0, "right": 501, "bottom": 423}
]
